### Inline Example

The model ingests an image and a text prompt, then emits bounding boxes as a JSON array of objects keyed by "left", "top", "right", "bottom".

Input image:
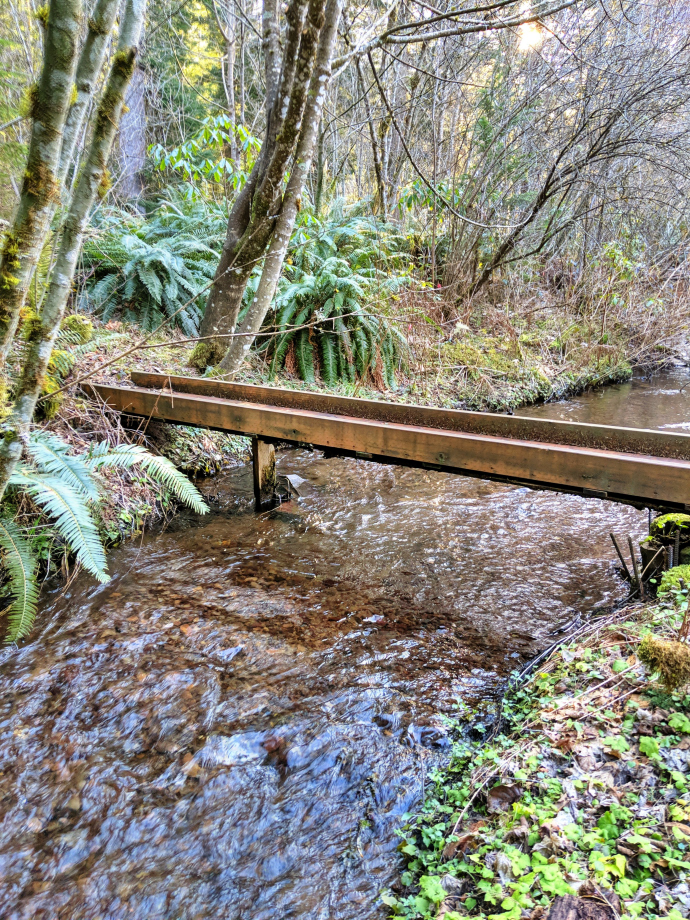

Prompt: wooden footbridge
[{"left": 89, "top": 372, "right": 690, "bottom": 513}]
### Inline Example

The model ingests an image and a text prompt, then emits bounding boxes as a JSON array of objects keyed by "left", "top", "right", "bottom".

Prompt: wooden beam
[
  {"left": 252, "top": 437, "right": 276, "bottom": 511},
  {"left": 129, "top": 371, "right": 690, "bottom": 461},
  {"left": 88, "top": 383, "right": 690, "bottom": 510}
]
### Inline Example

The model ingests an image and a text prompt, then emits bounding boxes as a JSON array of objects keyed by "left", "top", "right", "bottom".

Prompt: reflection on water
[
  {"left": 5, "top": 367, "right": 686, "bottom": 919},
  {"left": 517, "top": 365, "right": 690, "bottom": 431}
]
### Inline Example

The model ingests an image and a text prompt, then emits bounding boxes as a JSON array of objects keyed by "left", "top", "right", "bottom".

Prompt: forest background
[{"left": 0, "top": 0, "right": 689, "bottom": 639}]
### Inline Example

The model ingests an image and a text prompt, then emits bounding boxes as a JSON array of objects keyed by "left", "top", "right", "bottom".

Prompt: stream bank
[{"left": 388, "top": 598, "right": 690, "bottom": 920}]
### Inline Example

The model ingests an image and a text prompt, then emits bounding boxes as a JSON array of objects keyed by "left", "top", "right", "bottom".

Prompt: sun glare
[{"left": 518, "top": 20, "right": 544, "bottom": 52}]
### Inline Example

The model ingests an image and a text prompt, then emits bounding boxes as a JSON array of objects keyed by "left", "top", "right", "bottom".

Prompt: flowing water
[{"left": 0, "top": 369, "right": 688, "bottom": 920}]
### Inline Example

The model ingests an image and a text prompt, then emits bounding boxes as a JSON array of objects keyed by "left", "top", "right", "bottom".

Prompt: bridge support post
[{"left": 252, "top": 437, "right": 276, "bottom": 511}]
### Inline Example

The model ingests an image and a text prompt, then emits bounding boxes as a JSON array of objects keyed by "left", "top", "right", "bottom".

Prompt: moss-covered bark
[
  {"left": 198, "top": 0, "right": 330, "bottom": 364},
  {"left": 0, "top": 0, "right": 147, "bottom": 503},
  {"left": 58, "top": 0, "right": 122, "bottom": 186},
  {"left": 220, "top": 0, "right": 342, "bottom": 374},
  {"left": 0, "top": 0, "right": 82, "bottom": 365}
]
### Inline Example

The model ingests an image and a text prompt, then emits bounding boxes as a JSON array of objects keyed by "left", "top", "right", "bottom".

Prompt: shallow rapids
[{"left": 3, "top": 368, "right": 687, "bottom": 919}]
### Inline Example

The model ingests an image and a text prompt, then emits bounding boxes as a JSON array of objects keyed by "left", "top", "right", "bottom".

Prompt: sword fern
[
  {"left": 0, "top": 518, "right": 39, "bottom": 644},
  {"left": 266, "top": 204, "right": 410, "bottom": 386},
  {"left": 1, "top": 432, "right": 208, "bottom": 643}
]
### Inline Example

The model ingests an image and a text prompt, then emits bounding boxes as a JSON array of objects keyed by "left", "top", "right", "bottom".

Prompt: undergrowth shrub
[
  {"left": 79, "top": 197, "right": 226, "bottom": 334},
  {"left": 261, "top": 203, "right": 412, "bottom": 386},
  {"left": 0, "top": 431, "right": 208, "bottom": 643}
]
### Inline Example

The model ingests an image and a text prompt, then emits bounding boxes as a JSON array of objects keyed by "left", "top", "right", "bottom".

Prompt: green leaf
[
  {"left": 295, "top": 328, "right": 316, "bottom": 385},
  {"left": 0, "top": 516, "right": 39, "bottom": 643},
  {"left": 10, "top": 471, "right": 108, "bottom": 581},
  {"left": 86, "top": 445, "right": 208, "bottom": 514},
  {"left": 419, "top": 876, "right": 446, "bottom": 904},
  {"left": 27, "top": 432, "right": 100, "bottom": 502},
  {"left": 669, "top": 712, "right": 690, "bottom": 734},
  {"left": 603, "top": 735, "right": 630, "bottom": 753},
  {"left": 639, "top": 737, "right": 659, "bottom": 757},
  {"left": 319, "top": 333, "right": 338, "bottom": 387}
]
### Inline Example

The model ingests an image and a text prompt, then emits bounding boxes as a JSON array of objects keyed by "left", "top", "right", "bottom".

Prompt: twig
[
  {"left": 610, "top": 533, "right": 632, "bottom": 581},
  {"left": 628, "top": 536, "right": 644, "bottom": 599}
]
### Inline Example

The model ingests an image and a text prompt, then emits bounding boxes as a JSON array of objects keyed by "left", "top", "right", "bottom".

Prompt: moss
[
  {"left": 34, "top": 5, "right": 49, "bottom": 28},
  {"left": 60, "top": 314, "right": 93, "bottom": 343},
  {"left": 112, "top": 49, "right": 137, "bottom": 80},
  {"left": 35, "top": 350, "right": 76, "bottom": 420},
  {"left": 39, "top": 373, "right": 63, "bottom": 420},
  {"left": 94, "top": 51, "right": 136, "bottom": 137},
  {"left": 651, "top": 513, "right": 690, "bottom": 538},
  {"left": 88, "top": 15, "right": 111, "bottom": 36},
  {"left": 97, "top": 169, "right": 112, "bottom": 200},
  {"left": 658, "top": 564, "right": 690, "bottom": 597},
  {"left": 20, "top": 309, "right": 44, "bottom": 343},
  {"left": 23, "top": 161, "right": 58, "bottom": 202},
  {"left": 0, "top": 377, "right": 10, "bottom": 421},
  {"left": 20, "top": 83, "right": 40, "bottom": 120},
  {"left": 2, "top": 232, "right": 19, "bottom": 265},
  {"left": 69, "top": 84, "right": 78, "bottom": 107},
  {"left": 188, "top": 340, "right": 226, "bottom": 371},
  {"left": 0, "top": 231, "right": 20, "bottom": 291},
  {"left": 638, "top": 633, "right": 690, "bottom": 691}
]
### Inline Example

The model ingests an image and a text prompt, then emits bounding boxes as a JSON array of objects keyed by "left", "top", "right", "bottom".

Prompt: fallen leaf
[{"left": 487, "top": 783, "right": 522, "bottom": 814}]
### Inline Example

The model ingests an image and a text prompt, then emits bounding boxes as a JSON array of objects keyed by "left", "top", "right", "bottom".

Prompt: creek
[{"left": 0, "top": 368, "right": 688, "bottom": 920}]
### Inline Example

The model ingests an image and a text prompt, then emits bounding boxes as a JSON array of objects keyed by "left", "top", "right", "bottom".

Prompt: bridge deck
[{"left": 88, "top": 373, "right": 690, "bottom": 511}]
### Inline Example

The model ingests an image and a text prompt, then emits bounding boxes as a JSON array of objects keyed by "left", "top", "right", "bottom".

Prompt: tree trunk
[
  {"left": 0, "top": 0, "right": 82, "bottom": 366},
  {"left": 196, "top": 0, "right": 329, "bottom": 364},
  {"left": 0, "top": 0, "right": 147, "bottom": 503},
  {"left": 356, "top": 59, "right": 386, "bottom": 215},
  {"left": 314, "top": 119, "right": 325, "bottom": 216},
  {"left": 58, "top": 0, "right": 122, "bottom": 187},
  {"left": 220, "top": 0, "right": 342, "bottom": 374},
  {"left": 117, "top": 64, "right": 147, "bottom": 201}
]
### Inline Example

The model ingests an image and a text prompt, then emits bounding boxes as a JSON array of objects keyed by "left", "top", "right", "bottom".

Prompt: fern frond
[
  {"left": 8, "top": 472, "right": 109, "bottom": 582},
  {"left": 86, "top": 445, "right": 208, "bottom": 514},
  {"left": 295, "top": 329, "right": 316, "bottom": 384},
  {"left": 320, "top": 333, "right": 338, "bottom": 386},
  {"left": 0, "top": 516, "right": 39, "bottom": 643},
  {"left": 27, "top": 432, "right": 101, "bottom": 502},
  {"left": 136, "top": 265, "right": 163, "bottom": 304}
]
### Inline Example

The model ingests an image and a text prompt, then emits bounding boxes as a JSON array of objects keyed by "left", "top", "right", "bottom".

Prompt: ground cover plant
[
  {"left": 0, "top": 429, "right": 208, "bottom": 643},
  {"left": 386, "top": 587, "right": 690, "bottom": 920}
]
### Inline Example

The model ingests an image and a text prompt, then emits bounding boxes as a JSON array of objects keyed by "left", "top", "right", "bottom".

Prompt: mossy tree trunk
[
  {"left": 0, "top": 0, "right": 147, "bottom": 503},
  {"left": 0, "top": 0, "right": 82, "bottom": 366},
  {"left": 57, "top": 0, "right": 122, "bottom": 188},
  {"left": 219, "top": 0, "right": 342, "bottom": 375},
  {"left": 196, "top": 0, "right": 330, "bottom": 367}
]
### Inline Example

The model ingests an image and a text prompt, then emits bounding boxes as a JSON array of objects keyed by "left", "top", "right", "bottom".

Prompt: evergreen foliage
[
  {"left": 1, "top": 431, "right": 208, "bottom": 643},
  {"left": 263, "top": 204, "right": 411, "bottom": 386},
  {"left": 79, "top": 198, "right": 226, "bottom": 334}
]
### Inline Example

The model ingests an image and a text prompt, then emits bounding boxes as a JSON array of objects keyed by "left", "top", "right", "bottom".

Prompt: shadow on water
[{"left": 2, "top": 367, "right": 687, "bottom": 919}]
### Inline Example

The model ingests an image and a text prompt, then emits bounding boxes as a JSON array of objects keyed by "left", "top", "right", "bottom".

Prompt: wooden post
[{"left": 252, "top": 437, "right": 276, "bottom": 511}]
